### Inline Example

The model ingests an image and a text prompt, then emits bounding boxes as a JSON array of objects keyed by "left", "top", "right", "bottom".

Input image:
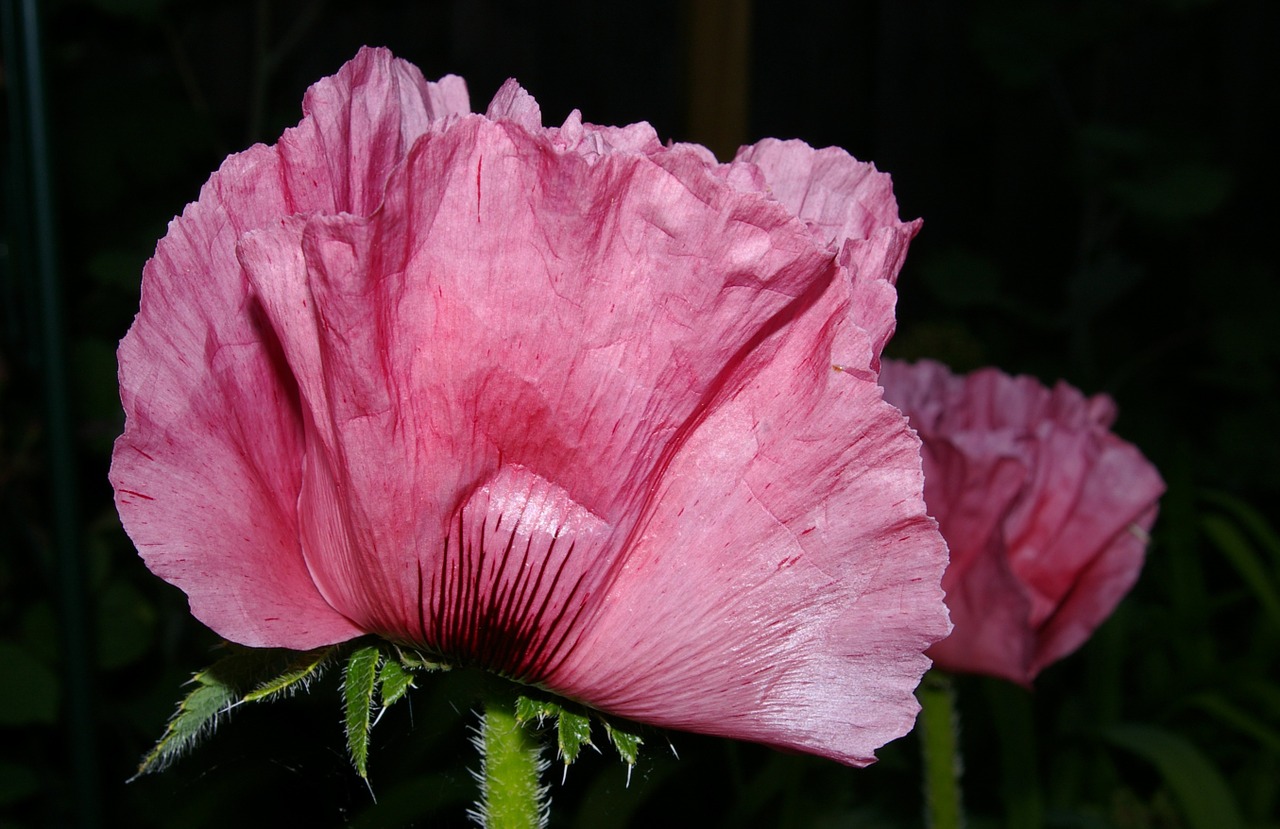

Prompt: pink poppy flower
[
  {"left": 110, "top": 47, "right": 950, "bottom": 766},
  {"left": 879, "top": 359, "right": 1164, "bottom": 685}
]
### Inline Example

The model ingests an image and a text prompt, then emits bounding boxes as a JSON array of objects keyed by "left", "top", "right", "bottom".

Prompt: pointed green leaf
[
  {"left": 133, "top": 667, "right": 239, "bottom": 778},
  {"left": 242, "top": 646, "right": 336, "bottom": 703},
  {"left": 377, "top": 658, "right": 415, "bottom": 709},
  {"left": 603, "top": 721, "right": 642, "bottom": 767},
  {"left": 343, "top": 645, "right": 382, "bottom": 779},
  {"left": 135, "top": 646, "right": 333, "bottom": 778},
  {"left": 556, "top": 709, "right": 593, "bottom": 765},
  {"left": 514, "top": 695, "right": 561, "bottom": 726},
  {"left": 135, "top": 644, "right": 360, "bottom": 780}
]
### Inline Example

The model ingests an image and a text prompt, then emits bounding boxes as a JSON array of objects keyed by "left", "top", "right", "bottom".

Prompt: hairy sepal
[
  {"left": 343, "top": 644, "right": 381, "bottom": 780},
  {"left": 138, "top": 640, "right": 447, "bottom": 783},
  {"left": 344, "top": 643, "right": 449, "bottom": 780},
  {"left": 513, "top": 694, "right": 644, "bottom": 772},
  {"left": 133, "top": 644, "right": 339, "bottom": 779}
]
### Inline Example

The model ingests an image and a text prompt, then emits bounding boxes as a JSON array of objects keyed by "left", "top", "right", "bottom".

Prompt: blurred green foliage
[{"left": 2, "top": 0, "right": 1277, "bottom": 826}]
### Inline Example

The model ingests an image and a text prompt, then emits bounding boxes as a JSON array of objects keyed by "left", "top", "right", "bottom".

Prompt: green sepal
[
  {"left": 134, "top": 645, "right": 338, "bottom": 779},
  {"left": 513, "top": 694, "right": 634, "bottom": 770},
  {"left": 556, "top": 709, "right": 593, "bottom": 765},
  {"left": 514, "top": 694, "right": 561, "bottom": 726},
  {"left": 132, "top": 669, "right": 238, "bottom": 779},
  {"left": 377, "top": 657, "right": 415, "bottom": 709},
  {"left": 342, "top": 642, "right": 449, "bottom": 779},
  {"left": 603, "top": 720, "right": 643, "bottom": 767},
  {"left": 242, "top": 647, "right": 335, "bottom": 703},
  {"left": 138, "top": 640, "right": 450, "bottom": 785},
  {"left": 343, "top": 644, "right": 382, "bottom": 780}
]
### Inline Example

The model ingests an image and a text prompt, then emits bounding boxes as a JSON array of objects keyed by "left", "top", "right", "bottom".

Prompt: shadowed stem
[
  {"left": 985, "top": 678, "right": 1042, "bottom": 829},
  {"left": 478, "top": 685, "right": 548, "bottom": 829},
  {"left": 918, "top": 671, "right": 965, "bottom": 829}
]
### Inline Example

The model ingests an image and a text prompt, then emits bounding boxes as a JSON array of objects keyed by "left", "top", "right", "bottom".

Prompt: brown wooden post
[{"left": 686, "top": 0, "right": 752, "bottom": 161}]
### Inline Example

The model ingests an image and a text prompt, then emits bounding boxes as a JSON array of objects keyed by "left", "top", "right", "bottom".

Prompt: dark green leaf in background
[
  {"left": 0, "top": 642, "right": 59, "bottom": 726},
  {"left": 1105, "top": 723, "right": 1245, "bottom": 829}
]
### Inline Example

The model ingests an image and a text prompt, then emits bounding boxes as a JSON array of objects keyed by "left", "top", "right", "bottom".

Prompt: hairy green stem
[
  {"left": 477, "top": 687, "right": 548, "bottom": 829},
  {"left": 918, "top": 671, "right": 965, "bottom": 829}
]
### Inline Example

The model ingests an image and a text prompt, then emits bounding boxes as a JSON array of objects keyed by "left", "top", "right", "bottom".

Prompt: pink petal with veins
[
  {"left": 113, "top": 47, "right": 949, "bottom": 765},
  {"left": 880, "top": 359, "right": 1164, "bottom": 684}
]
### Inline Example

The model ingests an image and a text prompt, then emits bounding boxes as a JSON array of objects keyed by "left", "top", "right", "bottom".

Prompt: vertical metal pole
[{"left": 2, "top": 0, "right": 101, "bottom": 824}]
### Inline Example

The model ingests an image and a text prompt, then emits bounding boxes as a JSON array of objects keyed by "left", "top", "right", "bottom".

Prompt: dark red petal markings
[{"left": 418, "top": 466, "right": 611, "bottom": 683}]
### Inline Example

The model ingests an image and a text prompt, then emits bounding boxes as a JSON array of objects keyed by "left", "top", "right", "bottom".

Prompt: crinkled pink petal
[
  {"left": 485, "top": 79, "right": 542, "bottom": 129},
  {"left": 111, "top": 47, "right": 469, "bottom": 647},
  {"left": 280, "top": 49, "right": 469, "bottom": 216},
  {"left": 735, "top": 139, "right": 903, "bottom": 249},
  {"left": 237, "top": 114, "right": 841, "bottom": 640},
  {"left": 113, "top": 48, "right": 951, "bottom": 765},
  {"left": 1032, "top": 500, "right": 1157, "bottom": 673},
  {"left": 914, "top": 434, "right": 1037, "bottom": 679},
  {"left": 734, "top": 139, "right": 918, "bottom": 366},
  {"left": 880, "top": 359, "right": 1164, "bottom": 684},
  {"left": 555, "top": 269, "right": 948, "bottom": 766},
  {"left": 552, "top": 109, "right": 664, "bottom": 158}
]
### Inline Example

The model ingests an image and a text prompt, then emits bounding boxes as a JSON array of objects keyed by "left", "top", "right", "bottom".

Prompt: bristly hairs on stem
[{"left": 468, "top": 703, "right": 551, "bottom": 829}]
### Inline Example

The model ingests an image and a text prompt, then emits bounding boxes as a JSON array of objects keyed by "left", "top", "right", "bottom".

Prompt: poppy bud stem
[
  {"left": 475, "top": 684, "right": 549, "bottom": 829},
  {"left": 918, "top": 671, "right": 965, "bottom": 829}
]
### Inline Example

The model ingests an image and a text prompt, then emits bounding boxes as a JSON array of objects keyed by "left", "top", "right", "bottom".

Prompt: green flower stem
[
  {"left": 918, "top": 671, "right": 965, "bottom": 829},
  {"left": 479, "top": 685, "right": 547, "bottom": 829}
]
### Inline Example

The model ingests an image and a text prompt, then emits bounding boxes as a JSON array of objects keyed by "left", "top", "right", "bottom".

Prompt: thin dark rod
[{"left": 5, "top": 0, "right": 101, "bottom": 823}]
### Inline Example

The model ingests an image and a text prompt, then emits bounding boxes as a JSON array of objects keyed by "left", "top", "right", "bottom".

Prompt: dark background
[{"left": 3, "top": 0, "right": 1278, "bottom": 826}]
